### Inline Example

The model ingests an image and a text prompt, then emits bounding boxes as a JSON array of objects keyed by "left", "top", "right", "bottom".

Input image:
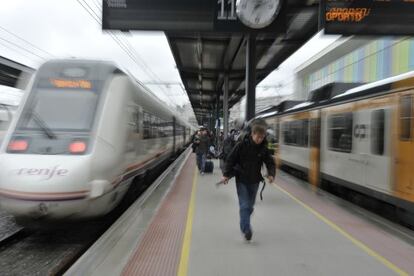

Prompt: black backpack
[{"left": 237, "top": 118, "right": 268, "bottom": 142}]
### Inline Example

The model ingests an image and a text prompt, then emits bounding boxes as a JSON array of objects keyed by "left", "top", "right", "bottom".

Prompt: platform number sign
[{"left": 217, "top": 0, "right": 237, "bottom": 21}]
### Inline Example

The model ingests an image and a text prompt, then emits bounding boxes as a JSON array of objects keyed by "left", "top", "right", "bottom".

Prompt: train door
[
  {"left": 394, "top": 94, "right": 414, "bottom": 201},
  {"left": 364, "top": 106, "right": 391, "bottom": 194},
  {"left": 309, "top": 111, "right": 320, "bottom": 187}
]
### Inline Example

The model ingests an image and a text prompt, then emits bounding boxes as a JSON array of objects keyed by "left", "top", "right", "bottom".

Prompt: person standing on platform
[
  {"left": 219, "top": 129, "right": 237, "bottom": 173},
  {"left": 192, "top": 130, "right": 201, "bottom": 153},
  {"left": 196, "top": 128, "right": 209, "bottom": 174},
  {"left": 221, "top": 122, "right": 275, "bottom": 241}
]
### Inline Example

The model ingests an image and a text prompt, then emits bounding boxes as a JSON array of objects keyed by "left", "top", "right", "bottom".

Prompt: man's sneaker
[{"left": 244, "top": 230, "right": 252, "bottom": 241}]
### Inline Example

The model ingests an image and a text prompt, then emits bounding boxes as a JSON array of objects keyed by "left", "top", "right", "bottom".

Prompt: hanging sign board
[
  {"left": 320, "top": 0, "right": 414, "bottom": 35},
  {"left": 102, "top": 0, "right": 286, "bottom": 33}
]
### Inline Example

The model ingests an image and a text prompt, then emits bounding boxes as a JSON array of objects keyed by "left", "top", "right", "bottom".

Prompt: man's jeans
[
  {"left": 196, "top": 153, "right": 206, "bottom": 172},
  {"left": 236, "top": 182, "right": 259, "bottom": 234}
]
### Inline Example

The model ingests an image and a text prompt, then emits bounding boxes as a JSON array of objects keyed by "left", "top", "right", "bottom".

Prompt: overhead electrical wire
[
  {"left": 0, "top": 26, "right": 55, "bottom": 59},
  {"left": 0, "top": 39, "right": 43, "bottom": 65},
  {"left": 76, "top": 0, "right": 194, "bottom": 114}
]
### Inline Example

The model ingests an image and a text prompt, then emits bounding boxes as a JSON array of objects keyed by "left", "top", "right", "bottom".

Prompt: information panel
[
  {"left": 320, "top": 0, "right": 414, "bottom": 35},
  {"left": 102, "top": 0, "right": 286, "bottom": 33}
]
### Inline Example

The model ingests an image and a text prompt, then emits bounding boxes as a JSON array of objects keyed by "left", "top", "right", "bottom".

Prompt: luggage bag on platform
[{"left": 204, "top": 160, "right": 214, "bottom": 173}]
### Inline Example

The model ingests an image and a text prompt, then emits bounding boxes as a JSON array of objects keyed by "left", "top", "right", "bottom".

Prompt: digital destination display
[
  {"left": 320, "top": 0, "right": 414, "bottom": 35},
  {"left": 50, "top": 79, "right": 92, "bottom": 89}
]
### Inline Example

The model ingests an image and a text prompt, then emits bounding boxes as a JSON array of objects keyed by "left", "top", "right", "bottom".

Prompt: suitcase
[{"left": 204, "top": 160, "right": 214, "bottom": 173}]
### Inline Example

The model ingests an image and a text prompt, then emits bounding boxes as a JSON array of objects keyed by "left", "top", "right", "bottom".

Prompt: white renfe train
[{"left": 0, "top": 59, "right": 194, "bottom": 222}]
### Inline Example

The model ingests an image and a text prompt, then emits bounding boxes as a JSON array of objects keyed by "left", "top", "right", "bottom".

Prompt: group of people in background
[{"left": 191, "top": 119, "right": 276, "bottom": 242}]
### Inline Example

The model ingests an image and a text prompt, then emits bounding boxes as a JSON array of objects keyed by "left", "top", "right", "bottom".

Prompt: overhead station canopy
[{"left": 103, "top": 0, "right": 320, "bottom": 124}]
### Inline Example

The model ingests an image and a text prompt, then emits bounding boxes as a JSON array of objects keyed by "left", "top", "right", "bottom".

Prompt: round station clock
[{"left": 236, "top": 0, "right": 282, "bottom": 29}]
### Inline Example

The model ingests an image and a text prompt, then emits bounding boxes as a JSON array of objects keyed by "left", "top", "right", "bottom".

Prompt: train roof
[
  {"left": 266, "top": 72, "right": 414, "bottom": 117},
  {"left": 307, "top": 82, "right": 364, "bottom": 103},
  {"left": 37, "top": 59, "right": 120, "bottom": 80},
  {"left": 332, "top": 71, "right": 414, "bottom": 101}
]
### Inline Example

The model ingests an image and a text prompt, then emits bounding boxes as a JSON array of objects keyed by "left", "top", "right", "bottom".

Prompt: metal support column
[
  {"left": 216, "top": 96, "right": 220, "bottom": 145},
  {"left": 223, "top": 74, "right": 229, "bottom": 139},
  {"left": 245, "top": 34, "right": 256, "bottom": 121}
]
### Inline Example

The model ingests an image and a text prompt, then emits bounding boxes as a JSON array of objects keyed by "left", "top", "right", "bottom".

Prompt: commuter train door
[
  {"left": 395, "top": 93, "right": 414, "bottom": 201},
  {"left": 309, "top": 111, "right": 321, "bottom": 187}
]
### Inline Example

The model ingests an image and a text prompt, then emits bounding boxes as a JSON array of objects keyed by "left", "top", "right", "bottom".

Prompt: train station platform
[{"left": 66, "top": 151, "right": 414, "bottom": 276}]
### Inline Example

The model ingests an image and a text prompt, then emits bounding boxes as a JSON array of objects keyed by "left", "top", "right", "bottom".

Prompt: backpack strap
[{"left": 259, "top": 180, "right": 265, "bottom": 201}]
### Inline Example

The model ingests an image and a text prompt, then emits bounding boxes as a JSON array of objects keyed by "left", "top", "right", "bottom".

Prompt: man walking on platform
[{"left": 221, "top": 121, "right": 275, "bottom": 241}]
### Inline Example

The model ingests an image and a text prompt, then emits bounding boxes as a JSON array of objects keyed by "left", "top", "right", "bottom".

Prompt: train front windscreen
[{"left": 18, "top": 87, "right": 98, "bottom": 132}]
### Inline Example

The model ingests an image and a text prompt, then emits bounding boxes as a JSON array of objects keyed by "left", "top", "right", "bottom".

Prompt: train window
[
  {"left": 158, "top": 119, "right": 165, "bottom": 137},
  {"left": 143, "top": 112, "right": 151, "bottom": 139},
  {"left": 303, "top": 120, "right": 309, "bottom": 147},
  {"left": 283, "top": 119, "right": 308, "bottom": 147},
  {"left": 400, "top": 95, "right": 412, "bottom": 140},
  {"left": 134, "top": 110, "right": 140, "bottom": 133},
  {"left": 164, "top": 120, "right": 172, "bottom": 137},
  {"left": 328, "top": 113, "right": 353, "bottom": 153},
  {"left": 371, "top": 109, "right": 385, "bottom": 155},
  {"left": 151, "top": 115, "right": 157, "bottom": 139},
  {"left": 269, "top": 123, "right": 278, "bottom": 144},
  {"left": 176, "top": 124, "right": 183, "bottom": 136}
]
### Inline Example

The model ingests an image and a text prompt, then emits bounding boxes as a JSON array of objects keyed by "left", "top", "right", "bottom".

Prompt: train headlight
[
  {"left": 69, "top": 140, "right": 87, "bottom": 154},
  {"left": 7, "top": 139, "right": 29, "bottom": 152}
]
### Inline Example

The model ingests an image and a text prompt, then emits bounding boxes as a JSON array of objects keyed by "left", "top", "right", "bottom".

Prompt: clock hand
[{"left": 253, "top": 0, "right": 264, "bottom": 11}]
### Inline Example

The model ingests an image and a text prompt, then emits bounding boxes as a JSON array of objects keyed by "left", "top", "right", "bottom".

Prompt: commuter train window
[
  {"left": 371, "top": 109, "right": 385, "bottom": 155},
  {"left": 303, "top": 119, "right": 309, "bottom": 147},
  {"left": 283, "top": 122, "right": 294, "bottom": 146},
  {"left": 328, "top": 113, "right": 353, "bottom": 153},
  {"left": 269, "top": 123, "right": 278, "bottom": 144},
  {"left": 400, "top": 95, "right": 412, "bottom": 140},
  {"left": 283, "top": 119, "right": 308, "bottom": 147},
  {"left": 275, "top": 123, "right": 279, "bottom": 143},
  {"left": 282, "top": 122, "right": 291, "bottom": 144}
]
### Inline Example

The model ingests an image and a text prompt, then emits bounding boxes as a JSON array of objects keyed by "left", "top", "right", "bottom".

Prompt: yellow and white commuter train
[{"left": 261, "top": 72, "right": 414, "bottom": 225}]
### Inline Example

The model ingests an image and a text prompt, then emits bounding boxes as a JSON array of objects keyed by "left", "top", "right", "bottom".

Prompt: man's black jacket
[{"left": 223, "top": 136, "right": 275, "bottom": 184}]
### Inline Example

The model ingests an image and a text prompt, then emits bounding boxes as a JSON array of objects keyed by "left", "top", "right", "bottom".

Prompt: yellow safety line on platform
[
  {"left": 177, "top": 168, "right": 198, "bottom": 276},
  {"left": 272, "top": 183, "right": 408, "bottom": 276}
]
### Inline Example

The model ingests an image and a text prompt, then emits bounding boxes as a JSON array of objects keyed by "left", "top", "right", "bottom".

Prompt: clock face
[{"left": 236, "top": 0, "right": 281, "bottom": 29}]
